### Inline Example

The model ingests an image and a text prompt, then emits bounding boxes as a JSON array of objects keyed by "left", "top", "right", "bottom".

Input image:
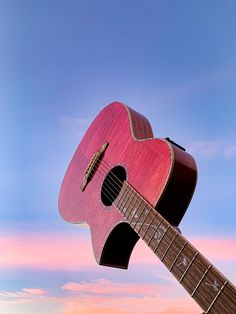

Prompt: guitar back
[{"left": 59, "top": 102, "right": 197, "bottom": 268}]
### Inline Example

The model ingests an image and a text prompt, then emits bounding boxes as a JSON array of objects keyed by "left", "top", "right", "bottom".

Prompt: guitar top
[{"left": 59, "top": 102, "right": 236, "bottom": 313}]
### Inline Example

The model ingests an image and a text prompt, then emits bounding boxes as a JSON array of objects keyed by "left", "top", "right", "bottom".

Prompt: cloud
[
  {"left": 190, "top": 237, "right": 236, "bottom": 261},
  {"left": 0, "top": 285, "right": 200, "bottom": 314},
  {"left": 0, "top": 289, "right": 60, "bottom": 314},
  {"left": 22, "top": 289, "right": 47, "bottom": 296},
  {"left": 60, "top": 116, "right": 91, "bottom": 139},
  {"left": 187, "top": 140, "right": 236, "bottom": 159},
  {"left": 1, "top": 231, "right": 236, "bottom": 272},
  {"left": 0, "top": 277, "right": 201, "bottom": 314},
  {"left": 0, "top": 232, "right": 96, "bottom": 271},
  {"left": 0, "top": 288, "right": 46, "bottom": 299},
  {"left": 62, "top": 279, "right": 164, "bottom": 297},
  {"left": 61, "top": 286, "right": 200, "bottom": 314}
]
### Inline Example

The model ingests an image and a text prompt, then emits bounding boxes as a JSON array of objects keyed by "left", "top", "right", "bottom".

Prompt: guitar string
[
  {"left": 62, "top": 149, "right": 151, "bottom": 224},
  {"left": 70, "top": 153, "right": 138, "bottom": 215},
  {"left": 75, "top": 150, "right": 130, "bottom": 199},
  {"left": 70, "top": 151, "right": 125, "bottom": 201},
  {"left": 64, "top": 153, "right": 236, "bottom": 311},
  {"left": 87, "top": 158, "right": 132, "bottom": 207},
  {"left": 77, "top": 150, "right": 127, "bottom": 192}
]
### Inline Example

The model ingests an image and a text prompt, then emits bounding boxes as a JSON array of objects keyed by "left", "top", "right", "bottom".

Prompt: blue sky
[{"left": 1, "top": 1, "right": 236, "bottom": 313}]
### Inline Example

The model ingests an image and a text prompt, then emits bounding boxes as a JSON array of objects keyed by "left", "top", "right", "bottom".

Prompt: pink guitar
[{"left": 59, "top": 102, "right": 236, "bottom": 313}]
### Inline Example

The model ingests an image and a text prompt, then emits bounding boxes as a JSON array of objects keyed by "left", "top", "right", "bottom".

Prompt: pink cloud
[
  {"left": 22, "top": 288, "right": 46, "bottom": 296},
  {"left": 189, "top": 237, "right": 236, "bottom": 261},
  {"left": 61, "top": 290, "right": 201, "bottom": 314},
  {"left": 62, "top": 278, "right": 167, "bottom": 296},
  {"left": 60, "top": 278, "right": 202, "bottom": 313},
  {"left": 0, "top": 231, "right": 235, "bottom": 272},
  {"left": 0, "top": 288, "right": 47, "bottom": 298},
  {"left": 0, "top": 232, "right": 96, "bottom": 271},
  {"left": 0, "top": 288, "right": 200, "bottom": 314},
  {"left": 130, "top": 235, "right": 236, "bottom": 265},
  {"left": 2, "top": 231, "right": 234, "bottom": 314},
  {"left": 0, "top": 281, "right": 201, "bottom": 314}
]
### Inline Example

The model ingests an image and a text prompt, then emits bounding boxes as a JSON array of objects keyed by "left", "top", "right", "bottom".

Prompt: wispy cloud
[
  {"left": 0, "top": 288, "right": 47, "bottom": 299},
  {"left": 62, "top": 279, "right": 163, "bottom": 297},
  {"left": 0, "top": 283, "right": 200, "bottom": 314},
  {"left": 61, "top": 279, "right": 200, "bottom": 314},
  {"left": 154, "top": 62, "right": 236, "bottom": 108},
  {"left": 187, "top": 140, "right": 236, "bottom": 159},
  {"left": 0, "top": 232, "right": 96, "bottom": 271},
  {"left": 190, "top": 237, "right": 236, "bottom": 261},
  {"left": 62, "top": 295, "right": 200, "bottom": 314},
  {"left": 1, "top": 232, "right": 236, "bottom": 272},
  {"left": 60, "top": 116, "right": 91, "bottom": 139}
]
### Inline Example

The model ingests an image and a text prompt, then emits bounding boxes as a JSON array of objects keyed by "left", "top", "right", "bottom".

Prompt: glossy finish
[{"left": 59, "top": 102, "right": 197, "bottom": 266}]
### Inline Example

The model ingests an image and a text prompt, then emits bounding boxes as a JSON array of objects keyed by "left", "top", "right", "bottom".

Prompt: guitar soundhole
[{"left": 101, "top": 166, "right": 126, "bottom": 206}]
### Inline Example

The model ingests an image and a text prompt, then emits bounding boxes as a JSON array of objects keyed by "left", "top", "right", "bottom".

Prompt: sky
[{"left": 1, "top": 0, "right": 236, "bottom": 313}]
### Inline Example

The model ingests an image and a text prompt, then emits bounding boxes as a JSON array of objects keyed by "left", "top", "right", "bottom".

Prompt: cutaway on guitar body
[
  {"left": 59, "top": 102, "right": 197, "bottom": 269},
  {"left": 59, "top": 102, "right": 236, "bottom": 313}
]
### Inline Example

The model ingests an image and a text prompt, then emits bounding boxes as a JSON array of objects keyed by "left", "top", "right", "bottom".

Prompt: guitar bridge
[{"left": 80, "top": 141, "right": 109, "bottom": 191}]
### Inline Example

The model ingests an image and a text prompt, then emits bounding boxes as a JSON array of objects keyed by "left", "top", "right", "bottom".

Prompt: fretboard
[{"left": 113, "top": 181, "right": 236, "bottom": 314}]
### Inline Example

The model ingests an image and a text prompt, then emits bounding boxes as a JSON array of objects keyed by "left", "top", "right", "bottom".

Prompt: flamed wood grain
[{"left": 59, "top": 102, "right": 235, "bottom": 313}]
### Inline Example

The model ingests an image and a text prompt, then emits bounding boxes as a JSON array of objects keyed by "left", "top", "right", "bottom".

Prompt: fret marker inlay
[
  {"left": 113, "top": 182, "right": 236, "bottom": 314},
  {"left": 177, "top": 256, "right": 188, "bottom": 267},
  {"left": 154, "top": 225, "right": 166, "bottom": 242},
  {"left": 131, "top": 209, "right": 138, "bottom": 219},
  {"left": 205, "top": 279, "right": 221, "bottom": 292}
]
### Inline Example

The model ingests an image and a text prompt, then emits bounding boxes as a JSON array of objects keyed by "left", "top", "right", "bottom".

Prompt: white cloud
[
  {"left": 60, "top": 116, "right": 92, "bottom": 139},
  {"left": 187, "top": 140, "right": 236, "bottom": 159}
]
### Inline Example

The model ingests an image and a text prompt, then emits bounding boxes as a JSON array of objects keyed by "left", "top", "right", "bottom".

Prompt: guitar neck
[{"left": 113, "top": 181, "right": 236, "bottom": 313}]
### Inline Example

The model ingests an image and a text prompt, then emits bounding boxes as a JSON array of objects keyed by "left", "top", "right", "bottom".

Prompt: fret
[
  {"left": 138, "top": 209, "right": 156, "bottom": 239},
  {"left": 141, "top": 210, "right": 157, "bottom": 240},
  {"left": 123, "top": 189, "right": 136, "bottom": 220},
  {"left": 205, "top": 281, "right": 228, "bottom": 313},
  {"left": 114, "top": 181, "right": 236, "bottom": 314},
  {"left": 160, "top": 232, "right": 179, "bottom": 261},
  {"left": 193, "top": 265, "right": 227, "bottom": 312},
  {"left": 191, "top": 265, "right": 212, "bottom": 297},
  {"left": 153, "top": 225, "right": 171, "bottom": 253},
  {"left": 128, "top": 193, "right": 142, "bottom": 224},
  {"left": 162, "top": 234, "right": 200, "bottom": 287},
  {"left": 125, "top": 189, "right": 139, "bottom": 222},
  {"left": 210, "top": 281, "right": 236, "bottom": 313},
  {"left": 177, "top": 252, "right": 209, "bottom": 298},
  {"left": 113, "top": 188, "right": 123, "bottom": 212},
  {"left": 131, "top": 200, "right": 148, "bottom": 232},
  {"left": 147, "top": 219, "right": 172, "bottom": 260},
  {"left": 135, "top": 204, "right": 151, "bottom": 234},
  {"left": 116, "top": 183, "right": 129, "bottom": 216},
  {"left": 147, "top": 217, "right": 164, "bottom": 246},
  {"left": 179, "top": 252, "right": 199, "bottom": 283},
  {"left": 169, "top": 241, "right": 188, "bottom": 271}
]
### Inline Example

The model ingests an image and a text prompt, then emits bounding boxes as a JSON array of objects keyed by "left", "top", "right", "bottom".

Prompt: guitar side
[{"left": 58, "top": 102, "right": 197, "bottom": 268}]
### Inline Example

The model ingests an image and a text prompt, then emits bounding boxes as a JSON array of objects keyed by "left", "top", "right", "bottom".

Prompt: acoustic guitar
[{"left": 59, "top": 102, "right": 236, "bottom": 313}]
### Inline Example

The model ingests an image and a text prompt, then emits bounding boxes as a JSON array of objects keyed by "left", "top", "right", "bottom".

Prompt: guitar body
[{"left": 59, "top": 102, "right": 197, "bottom": 268}]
